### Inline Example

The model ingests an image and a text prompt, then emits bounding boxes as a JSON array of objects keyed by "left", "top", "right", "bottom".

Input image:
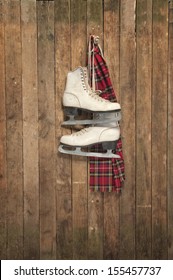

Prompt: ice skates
[
  {"left": 58, "top": 126, "right": 121, "bottom": 158},
  {"left": 58, "top": 66, "right": 122, "bottom": 158},
  {"left": 62, "top": 67, "right": 121, "bottom": 126}
]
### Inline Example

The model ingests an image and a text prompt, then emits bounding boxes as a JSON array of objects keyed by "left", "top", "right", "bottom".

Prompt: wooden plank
[
  {"left": 103, "top": 193, "right": 120, "bottom": 259},
  {"left": 37, "top": 0, "right": 56, "bottom": 259},
  {"left": 88, "top": 195, "right": 104, "bottom": 259},
  {"left": 168, "top": 0, "right": 173, "bottom": 260},
  {"left": 103, "top": 0, "right": 120, "bottom": 260},
  {"left": 152, "top": 0, "right": 168, "bottom": 260},
  {"left": 87, "top": 0, "right": 103, "bottom": 38},
  {"left": 4, "top": 0, "right": 24, "bottom": 259},
  {"left": 55, "top": 0, "right": 73, "bottom": 260},
  {"left": 87, "top": 0, "right": 104, "bottom": 260},
  {"left": 70, "top": 0, "right": 88, "bottom": 260},
  {"left": 21, "top": 0, "right": 39, "bottom": 260},
  {"left": 119, "top": 0, "right": 136, "bottom": 259},
  {"left": 104, "top": 0, "right": 120, "bottom": 97},
  {"left": 0, "top": 0, "right": 7, "bottom": 260},
  {"left": 136, "top": 0, "right": 152, "bottom": 259}
]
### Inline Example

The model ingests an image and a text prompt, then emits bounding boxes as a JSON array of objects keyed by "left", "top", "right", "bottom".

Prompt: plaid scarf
[{"left": 87, "top": 35, "right": 125, "bottom": 193}]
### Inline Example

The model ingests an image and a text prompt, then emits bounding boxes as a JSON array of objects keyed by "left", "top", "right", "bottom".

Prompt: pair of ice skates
[{"left": 58, "top": 66, "right": 121, "bottom": 158}]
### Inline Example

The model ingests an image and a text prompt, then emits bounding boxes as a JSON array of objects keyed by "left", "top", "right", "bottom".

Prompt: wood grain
[
  {"left": 0, "top": 0, "right": 171, "bottom": 260},
  {"left": 87, "top": 0, "right": 104, "bottom": 260},
  {"left": 168, "top": 0, "right": 173, "bottom": 260},
  {"left": 0, "top": 0, "right": 7, "bottom": 260},
  {"left": 152, "top": 0, "right": 168, "bottom": 260},
  {"left": 5, "top": 0, "right": 24, "bottom": 260},
  {"left": 136, "top": 0, "right": 152, "bottom": 259},
  {"left": 119, "top": 0, "right": 136, "bottom": 260},
  {"left": 21, "top": 0, "right": 39, "bottom": 260},
  {"left": 55, "top": 0, "right": 73, "bottom": 260},
  {"left": 103, "top": 0, "right": 120, "bottom": 260},
  {"left": 37, "top": 0, "right": 56, "bottom": 259},
  {"left": 71, "top": 0, "right": 88, "bottom": 260}
]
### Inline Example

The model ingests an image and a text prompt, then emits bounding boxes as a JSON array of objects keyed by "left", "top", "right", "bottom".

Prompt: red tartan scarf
[{"left": 87, "top": 35, "right": 125, "bottom": 193}]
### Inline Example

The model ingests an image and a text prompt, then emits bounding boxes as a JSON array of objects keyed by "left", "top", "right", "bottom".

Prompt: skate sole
[{"left": 58, "top": 141, "right": 121, "bottom": 159}]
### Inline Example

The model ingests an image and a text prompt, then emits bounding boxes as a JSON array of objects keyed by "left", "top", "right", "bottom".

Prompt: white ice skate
[
  {"left": 58, "top": 126, "right": 121, "bottom": 158},
  {"left": 62, "top": 67, "right": 121, "bottom": 126}
]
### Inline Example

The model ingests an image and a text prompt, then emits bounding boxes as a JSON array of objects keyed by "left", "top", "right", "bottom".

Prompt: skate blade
[
  {"left": 58, "top": 144, "right": 121, "bottom": 159},
  {"left": 62, "top": 112, "right": 122, "bottom": 126}
]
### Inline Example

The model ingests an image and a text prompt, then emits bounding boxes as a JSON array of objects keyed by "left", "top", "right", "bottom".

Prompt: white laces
[
  {"left": 81, "top": 67, "right": 108, "bottom": 103},
  {"left": 73, "top": 127, "right": 91, "bottom": 136},
  {"left": 87, "top": 35, "right": 104, "bottom": 92},
  {"left": 89, "top": 91, "right": 109, "bottom": 102}
]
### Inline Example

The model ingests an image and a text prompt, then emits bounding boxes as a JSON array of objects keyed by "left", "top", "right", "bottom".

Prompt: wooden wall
[{"left": 0, "top": 0, "right": 172, "bottom": 260}]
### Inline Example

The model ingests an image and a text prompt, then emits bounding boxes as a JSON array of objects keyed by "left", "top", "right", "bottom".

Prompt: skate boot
[
  {"left": 58, "top": 126, "right": 121, "bottom": 158},
  {"left": 62, "top": 66, "right": 121, "bottom": 126}
]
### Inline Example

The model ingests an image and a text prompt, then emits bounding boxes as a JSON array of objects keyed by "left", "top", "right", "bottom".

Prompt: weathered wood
[
  {"left": 87, "top": 0, "right": 104, "bottom": 260},
  {"left": 70, "top": 0, "right": 88, "bottom": 260},
  {"left": 104, "top": 0, "right": 120, "bottom": 98},
  {"left": 4, "top": 0, "right": 24, "bottom": 260},
  {"left": 0, "top": 0, "right": 172, "bottom": 261},
  {"left": 104, "top": 193, "right": 120, "bottom": 259},
  {"left": 136, "top": 0, "right": 152, "bottom": 259},
  {"left": 168, "top": 0, "right": 173, "bottom": 260},
  {"left": 87, "top": 0, "right": 103, "bottom": 39},
  {"left": 88, "top": 194, "right": 104, "bottom": 259},
  {"left": 55, "top": 0, "right": 73, "bottom": 260},
  {"left": 37, "top": 0, "right": 56, "bottom": 259},
  {"left": 119, "top": 0, "right": 136, "bottom": 259},
  {"left": 0, "top": 0, "right": 7, "bottom": 260},
  {"left": 103, "top": 0, "right": 120, "bottom": 260},
  {"left": 152, "top": 0, "right": 168, "bottom": 260},
  {"left": 21, "top": 0, "right": 39, "bottom": 260}
]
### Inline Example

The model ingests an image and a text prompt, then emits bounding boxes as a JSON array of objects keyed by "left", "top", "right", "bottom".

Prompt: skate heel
[
  {"left": 62, "top": 107, "right": 91, "bottom": 126},
  {"left": 64, "top": 107, "right": 78, "bottom": 116},
  {"left": 62, "top": 107, "right": 79, "bottom": 124},
  {"left": 102, "top": 141, "right": 117, "bottom": 151},
  {"left": 101, "top": 141, "right": 120, "bottom": 158}
]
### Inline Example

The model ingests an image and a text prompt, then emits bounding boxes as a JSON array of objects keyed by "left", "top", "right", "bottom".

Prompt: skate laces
[
  {"left": 81, "top": 68, "right": 108, "bottom": 103},
  {"left": 87, "top": 35, "right": 104, "bottom": 92},
  {"left": 81, "top": 68, "right": 91, "bottom": 91},
  {"left": 80, "top": 68, "right": 108, "bottom": 102},
  {"left": 89, "top": 91, "right": 109, "bottom": 102},
  {"left": 74, "top": 127, "right": 91, "bottom": 136}
]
